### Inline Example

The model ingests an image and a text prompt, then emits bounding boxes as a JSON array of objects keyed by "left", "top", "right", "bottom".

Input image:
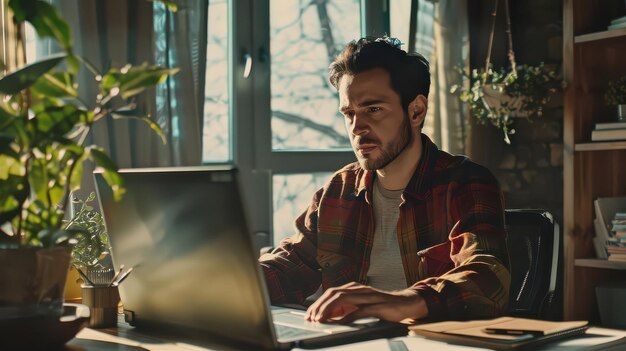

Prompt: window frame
[{"left": 217, "top": 0, "right": 390, "bottom": 251}]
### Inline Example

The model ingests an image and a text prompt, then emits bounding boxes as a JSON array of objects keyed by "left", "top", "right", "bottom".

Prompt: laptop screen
[{"left": 94, "top": 167, "right": 275, "bottom": 347}]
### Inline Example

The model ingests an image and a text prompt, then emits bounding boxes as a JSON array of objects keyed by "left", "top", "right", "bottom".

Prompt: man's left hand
[{"left": 304, "top": 282, "right": 428, "bottom": 324}]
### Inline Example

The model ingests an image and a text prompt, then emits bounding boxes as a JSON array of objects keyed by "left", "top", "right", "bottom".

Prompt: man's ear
[{"left": 408, "top": 95, "right": 428, "bottom": 128}]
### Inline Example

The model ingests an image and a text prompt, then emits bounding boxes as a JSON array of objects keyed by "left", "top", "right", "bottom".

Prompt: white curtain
[
  {"left": 413, "top": 0, "right": 470, "bottom": 155},
  {"left": 51, "top": 0, "right": 207, "bottom": 168}
]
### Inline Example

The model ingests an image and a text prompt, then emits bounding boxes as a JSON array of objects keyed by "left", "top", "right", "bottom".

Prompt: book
[
  {"left": 608, "top": 254, "right": 626, "bottom": 262},
  {"left": 608, "top": 22, "right": 626, "bottom": 30},
  {"left": 409, "top": 317, "right": 588, "bottom": 350},
  {"left": 595, "top": 121, "right": 626, "bottom": 130},
  {"left": 611, "top": 15, "right": 626, "bottom": 26},
  {"left": 613, "top": 224, "right": 626, "bottom": 231},
  {"left": 591, "top": 128, "right": 626, "bottom": 141},
  {"left": 595, "top": 197, "right": 626, "bottom": 236},
  {"left": 593, "top": 234, "right": 608, "bottom": 259}
]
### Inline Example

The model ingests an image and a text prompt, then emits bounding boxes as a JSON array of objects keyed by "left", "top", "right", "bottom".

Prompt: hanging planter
[{"left": 450, "top": 0, "right": 563, "bottom": 144}]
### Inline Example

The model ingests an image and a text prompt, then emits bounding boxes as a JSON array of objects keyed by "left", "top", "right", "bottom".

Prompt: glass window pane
[
  {"left": 25, "top": 24, "right": 38, "bottom": 64},
  {"left": 273, "top": 173, "right": 331, "bottom": 246},
  {"left": 270, "top": 1, "right": 360, "bottom": 150},
  {"left": 390, "top": 1, "right": 411, "bottom": 44},
  {"left": 203, "top": 0, "right": 230, "bottom": 162}
]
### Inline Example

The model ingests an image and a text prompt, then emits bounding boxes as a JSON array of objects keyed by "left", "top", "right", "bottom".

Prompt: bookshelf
[
  {"left": 575, "top": 259, "right": 626, "bottom": 270},
  {"left": 575, "top": 142, "right": 626, "bottom": 152},
  {"left": 564, "top": 0, "right": 626, "bottom": 323}
]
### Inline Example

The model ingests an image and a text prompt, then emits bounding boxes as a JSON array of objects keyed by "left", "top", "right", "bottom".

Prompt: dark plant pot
[{"left": 0, "top": 245, "right": 73, "bottom": 320}]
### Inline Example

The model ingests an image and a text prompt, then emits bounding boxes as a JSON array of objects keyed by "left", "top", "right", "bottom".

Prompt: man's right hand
[{"left": 304, "top": 282, "right": 428, "bottom": 324}]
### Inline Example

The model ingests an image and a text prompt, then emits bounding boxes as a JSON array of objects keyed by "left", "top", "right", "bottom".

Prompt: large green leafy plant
[{"left": 0, "top": 0, "right": 177, "bottom": 247}]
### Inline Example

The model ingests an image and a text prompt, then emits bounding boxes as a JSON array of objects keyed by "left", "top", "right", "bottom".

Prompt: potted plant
[
  {"left": 67, "top": 191, "right": 112, "bottom": 278},
  {"left": 0, "top": 0, "right": 176, "bottom": 327},
  {"left": 604, "top": 75, "right": 626, "bottom": 121},
  {"left": 450, "top": 63, "right": 562, "bottom": 144},
  {"left": 58, "top": 192, "right": 111, "bottom": 301}
]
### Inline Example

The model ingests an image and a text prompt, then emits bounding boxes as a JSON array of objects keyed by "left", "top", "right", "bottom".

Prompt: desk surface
[{"left": 65, "top": 322, "right": 626, "bottom": 351}]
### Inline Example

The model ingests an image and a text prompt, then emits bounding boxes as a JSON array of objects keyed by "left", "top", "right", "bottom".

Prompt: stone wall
[
  {"left": 467, "top": 0, "right": 564, "bottom": 225},
  {"left": 466, "top": 0, "right": 564, "bottom": 320}
]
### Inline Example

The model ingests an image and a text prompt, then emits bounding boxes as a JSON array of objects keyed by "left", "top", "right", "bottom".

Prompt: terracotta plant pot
[{"left": 0, "top": 245, "right": 73, "bottom": 320}]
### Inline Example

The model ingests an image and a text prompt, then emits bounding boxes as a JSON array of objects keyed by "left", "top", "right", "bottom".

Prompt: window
[
  {"left": 269, "top": 1, "right": 359, "bottom": 150},
  {"left": 210, "top": 1, "right": 391, "bottom": 249},
  {"left": 272, "top": 173, "right": 331, "bottom": 246},
  {"left": 203, "top": 0, "right": 230, "bottom": 162}
]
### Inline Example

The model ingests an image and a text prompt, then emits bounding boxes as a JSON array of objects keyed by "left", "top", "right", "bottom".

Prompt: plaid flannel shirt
[{"left": 259, "top": 134, "right": 510, "bottom": 321}]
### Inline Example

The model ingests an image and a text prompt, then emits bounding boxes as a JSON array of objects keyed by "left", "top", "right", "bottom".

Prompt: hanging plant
[
  {"left": 449, "top": 0, "right": 563, "bottom": 144},
  {"left": 451, "top": 63, "right": 562, "bottom": 144}
]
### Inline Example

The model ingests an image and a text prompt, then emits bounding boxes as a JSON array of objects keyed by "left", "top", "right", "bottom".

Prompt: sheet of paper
[
  {"left": 292, "top": 339, "right": 392, "bottom": 351},
  {"left": 293, "top": 336, "right": 492, "bottom": 351},
  {"left": 398, "top": 336, "right": 490, "bottom": 350}
]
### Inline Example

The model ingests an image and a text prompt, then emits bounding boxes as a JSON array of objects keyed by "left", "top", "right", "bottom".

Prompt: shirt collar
[{"left": 354, "top": 133, "right": 438, "bottom": 202}]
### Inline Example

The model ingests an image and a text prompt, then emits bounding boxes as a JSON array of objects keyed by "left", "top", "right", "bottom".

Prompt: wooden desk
[{"left": 65, "top": 323, "right": 626, "bottom": 351}]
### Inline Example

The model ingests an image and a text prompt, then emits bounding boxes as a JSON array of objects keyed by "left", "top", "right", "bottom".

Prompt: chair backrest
[{"left": 505, "top": 209, "right": 560, "bottom": 319}]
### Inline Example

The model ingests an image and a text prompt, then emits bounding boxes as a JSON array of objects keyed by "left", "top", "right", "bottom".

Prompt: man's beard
[{"left": 354, "top": 115, "right": 412, "bottom": 171}]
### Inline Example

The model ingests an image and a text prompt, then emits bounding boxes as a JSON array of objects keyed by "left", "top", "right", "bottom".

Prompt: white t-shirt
[{"left": 367, "top": 179, "right": 407, "bottom": 291}]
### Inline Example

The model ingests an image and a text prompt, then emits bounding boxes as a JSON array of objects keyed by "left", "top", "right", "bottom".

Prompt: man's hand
[{"left": 304, "top": 282, "right": 428, "bottom": 324}]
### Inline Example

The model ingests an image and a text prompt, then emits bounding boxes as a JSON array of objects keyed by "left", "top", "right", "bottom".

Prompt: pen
[
  {"left": 113, "top": 267, "right": 133, "bottom": 286},
  {"left": 482, "top": 328, "right": 544, "bottom": 336},
  {"left": 109, "top": 264, "right": 125, "bottom": 287},
  {"left": 76, "top": 267, "right": 95, "bottom": 286}
]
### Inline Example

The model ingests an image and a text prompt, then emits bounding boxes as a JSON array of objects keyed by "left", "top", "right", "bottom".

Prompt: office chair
[{"left": 504, "top": 209, "right": 560, "bottom": 320}]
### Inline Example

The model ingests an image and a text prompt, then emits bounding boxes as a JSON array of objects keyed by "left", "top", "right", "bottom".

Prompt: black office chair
[{"left": 504, "top": 209, "right": 561, "bottom": 320}]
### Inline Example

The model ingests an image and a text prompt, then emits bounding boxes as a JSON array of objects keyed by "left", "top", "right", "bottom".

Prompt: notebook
[
  {"left": 94, "top": 167, "right": 405, "bottom": 349},
  {"left": 409, "top": 317, "right": 589, "bottom": 350}
]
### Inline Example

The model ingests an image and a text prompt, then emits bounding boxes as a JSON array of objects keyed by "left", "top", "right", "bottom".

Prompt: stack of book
[
  {"left": 591, "top": 121, "right": 626, "bottom": 142},
  {"left": 608, "top": 15, "right": 626, "bottom": 31},
  {"left": 594, "top": 197, "right": 626, "bottom": 261},
  {"left": 608, "top": 214, "right": 626, "bottom": 261}
]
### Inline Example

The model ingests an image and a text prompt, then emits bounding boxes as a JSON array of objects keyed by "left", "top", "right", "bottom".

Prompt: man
[{"left": 259, "top": 37, "right": 510, "bottom": 324}]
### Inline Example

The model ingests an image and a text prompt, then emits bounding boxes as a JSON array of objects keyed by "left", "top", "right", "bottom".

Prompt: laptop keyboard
[
  {"left": 274, "top": 324, "right": 326, "bottom": 340},
  {"left": 272, "top": 309, "right": 358, "bottom": 342}
]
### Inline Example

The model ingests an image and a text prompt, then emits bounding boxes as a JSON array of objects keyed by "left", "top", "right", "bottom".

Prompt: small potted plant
[
  {"left": 604, "top": 75, "right": 626, "bottom": 120},
  {"left": 66, "top": 192, "right": 111, "bottom": 275},
  {"left": 0, "top": 0, "right": 176, "bottom": 331},
  {"left": 450, "top": 63, "right": 562, "bottom": 144},
  {"left": 60, "top": 192, "right": 111, "bottom": 301}
]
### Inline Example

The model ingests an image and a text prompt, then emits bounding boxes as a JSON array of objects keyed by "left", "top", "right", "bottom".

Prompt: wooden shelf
[
  {"left": 575, "top": 28, "right": 626, "bottom": 43},
  {"left": 575, "top": 258, "right": 626, "bottom": 270},
  {"left": 575, "top": 141, "right": 626, "bottom": 151}
]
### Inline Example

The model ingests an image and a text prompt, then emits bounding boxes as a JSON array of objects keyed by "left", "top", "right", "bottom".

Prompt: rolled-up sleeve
[{"left": 259, "top": 188, "right": 323, "bottom": 305}]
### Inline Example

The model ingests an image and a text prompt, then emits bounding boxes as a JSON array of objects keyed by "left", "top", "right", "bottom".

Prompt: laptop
[{"left": 94, "top": 167, "right": 406, "bottom": 349}]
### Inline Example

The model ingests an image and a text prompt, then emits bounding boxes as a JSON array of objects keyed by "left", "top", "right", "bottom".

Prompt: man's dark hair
[{"left": 329, "top": 37, "right": 430, "bottom": 112}]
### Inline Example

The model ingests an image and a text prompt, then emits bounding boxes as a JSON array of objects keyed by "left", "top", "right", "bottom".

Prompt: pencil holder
[{"left": 81, "top": 285, "right": 120, "bottom": 328}]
